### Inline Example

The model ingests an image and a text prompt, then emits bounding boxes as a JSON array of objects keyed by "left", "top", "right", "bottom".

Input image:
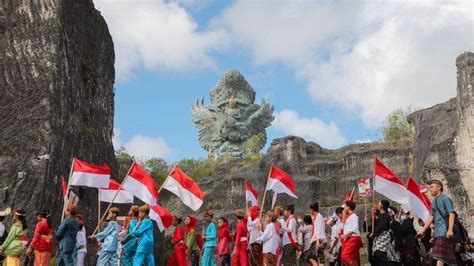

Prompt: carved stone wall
[{"left": 0, "top": 0, "right": 116, "bottom": 233}]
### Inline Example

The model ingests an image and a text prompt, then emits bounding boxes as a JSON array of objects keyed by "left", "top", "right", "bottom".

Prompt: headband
[{"left": 15, "top": 212, "right": 25, "bottom": 217}]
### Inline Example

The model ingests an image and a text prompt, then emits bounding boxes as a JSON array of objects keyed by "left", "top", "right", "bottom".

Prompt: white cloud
[
  {"left": 218, "top": 1, "right": 473, "bottom": 126},
  {"left": 94, "top": 0, "right": 228, "bottom": 80},
  {"left": 272, "top": 109, "right": 347, "bottom": 148},
  {"left": 112, "top": 128, "right": 176, "bottom": 159},
  {"left": 355, "top": 139, "right": 372, "bottom": 144},
  {"left": 124, "top": 135, "right": 177, "bottom": 160}
]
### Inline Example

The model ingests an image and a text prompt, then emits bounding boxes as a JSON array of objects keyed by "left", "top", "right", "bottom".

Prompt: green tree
[
  {"left": 143, "top": 158, "right": 171, "bottom": 186},
  {"left": 382, "top": 108, "right": 413, "bottom": 145},
  {"left": 175, "top": 158, "right": 220, "bottom": 181},
  {"left": 115, "top": 147, "right": 135, "bottom": 179}
]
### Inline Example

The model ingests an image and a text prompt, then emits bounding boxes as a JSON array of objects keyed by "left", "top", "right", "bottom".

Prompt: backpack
[{"left": 433, "top": 196, "right": 463, "bottom": 244}]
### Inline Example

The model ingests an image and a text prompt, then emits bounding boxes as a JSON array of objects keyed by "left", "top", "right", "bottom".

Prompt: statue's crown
[{"left": 210, "top": 70, "right": 256, "bottom": 107}]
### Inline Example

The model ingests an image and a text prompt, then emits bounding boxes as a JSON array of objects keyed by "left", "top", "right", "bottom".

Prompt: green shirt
[
  {"left": 185, "top": 229, "right": 199, "bottom": 251},
  {"left": 2, "top": 222, "right": 26, "bottom": 257}
]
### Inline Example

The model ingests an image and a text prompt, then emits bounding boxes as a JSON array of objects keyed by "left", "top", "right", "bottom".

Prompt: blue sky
[{"left": 94, "top": 0, "right": 472, "bottom": 161}]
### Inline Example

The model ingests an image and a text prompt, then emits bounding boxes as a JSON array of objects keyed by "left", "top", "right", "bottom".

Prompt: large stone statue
[{"left": 192, "top": 70, "right": 275, "bottom": 158}]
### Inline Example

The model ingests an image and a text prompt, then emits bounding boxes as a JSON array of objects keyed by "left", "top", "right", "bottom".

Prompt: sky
[{"left": 93, "top": 0, "right": 473, "bottom": 162}]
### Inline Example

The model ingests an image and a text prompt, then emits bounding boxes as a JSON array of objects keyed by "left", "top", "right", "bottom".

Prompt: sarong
[
  {"left": 281, "top": 244, "right": 296, "bottom": 265},
  {"left": 430, "top": 237, "right": 457, "bottom": 264},
  {"left": 4, "top": 256, "right": 21, "bottom": 266},
  {"left": 34, "top": 251, "right": 51, "bottom": 266},
  {"left": 248, "top": 243, "right": 263, "bottom": 266},
  {"left": 263, "top": 253, "right": 275, "bottom": 266},
  {"left": 340, "top": 236, "right": 362, "bottom": 265}
]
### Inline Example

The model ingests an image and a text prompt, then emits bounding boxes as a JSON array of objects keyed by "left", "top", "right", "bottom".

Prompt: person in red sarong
[
  {"left": 232, "top": 209, "right": 249, "bottom": 266},
  {"left": 167, "top": 215, "right": 187, "bottom": 266},
  {"left": 340, "top": 200, "right": 362, "bottom": 266}
]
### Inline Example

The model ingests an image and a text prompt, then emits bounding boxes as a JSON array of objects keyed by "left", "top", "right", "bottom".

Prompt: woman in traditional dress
[
  {"left": 185, "top": 215, "right": 200, "bottom": 266},
  {"left": 217, "top": 217, "right": 231, "bottom": 266},
  {"left": 0, "top": 209, "right": 28, "bottom": 266},
  {"left": 26, "top": 210, "right": 54, "bottom": 266}
]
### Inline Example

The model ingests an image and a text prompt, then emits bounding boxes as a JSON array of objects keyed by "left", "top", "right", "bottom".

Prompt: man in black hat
[
  {"left": 281, "top": 204, "right": 298, "bottom": 265},
  {"left": 419, "top": 180, "right": 457, "bottom": 266}
]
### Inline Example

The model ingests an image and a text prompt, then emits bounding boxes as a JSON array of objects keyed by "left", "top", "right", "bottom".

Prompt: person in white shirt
[
  {"left": 281, "top": 204, "right": 298, "bottom": 265},
  {"left": 247, "top": 205, "right": 263, "bottom": 266},
  {"left": 340, "top": 200, "right": 362, "bottom": 266},
  {"left": 75, "top": 214, "right": 87, "bottom": 266},
  {"left": 298, "top": 215, "right": 314, "bottom": 265},
  {"left": 256, "top": 211, "right": 281, "bottom": 266},
  {"left": 309, "top": 201, "right": 326, "bottom": 264},
  {"left": 328, "top": 207, "right": 344, "bottom": 266},
  {"left": 274, "top": 206, "right": 285, "bottom": 265}
]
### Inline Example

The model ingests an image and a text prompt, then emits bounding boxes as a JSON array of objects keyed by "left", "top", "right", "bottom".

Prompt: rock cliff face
[
  {"left": 0, "top": 0, "right": 116, "bottom": 231},
  {"left": 409, "top": 52, "right": 474, "bottom": 234},
  {"left": 164, "top": 52, "right": 473, "bottom": 235}
]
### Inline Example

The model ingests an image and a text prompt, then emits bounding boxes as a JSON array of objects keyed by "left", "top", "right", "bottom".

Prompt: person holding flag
[
  {"left": 123, "top": 205, "right": 155, "bottom": 266},
  {"left": 247, "top": 205, "right": 263, "bottom": 266},
  {"left": 55, "top": 206, "right": 79, "bottom": 266},
  {"left": 121, "top": 205, "right": 139, "bottom": 266},
  {"left": 281, "top": 204, "right": 298, "bottom": 265},
  {"left": 201, "top": 211, "right": 217, "bottom": 266},
  {"left": 340, "top": 200, "right": 362, "bottom": 266},
  {"left": 256, "top": 211, "right": 281, "bottom": 266},
  {"left": 89, "top": 207, "right": 120, "bottom": 266},
  {"left": 167, "top": 215, "right": 187, "bottom": 266},
  {"left": 232, "top": 209, "right": 248, "bottom": 266}
]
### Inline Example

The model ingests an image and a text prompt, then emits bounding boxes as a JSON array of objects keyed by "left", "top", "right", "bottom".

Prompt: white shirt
[
  {"left": 298, "top": 224, "right": 313, "bottom": 252},
  {"left": 343, "top": 212, "right": 360, "bottom": 236},
  {"left": 313, "top": 213, "right": 326, "bottom": 241},
  {"left": 281, "top": 215, "right": 297, "bottom": 246},
  {"left": 330, "top": 219, "right": 343, "bottom": 255},
  {"left": 247, "top": 218, "right": 262, "bottom": 245},
  {"left": 76, "top": 227, "right": 87, "bottom": 253},
  {"left": 257, "top": 223, "right": 281, "bottom": 255},
  {"left": 0, "top": 222, "right": 5, "bottom": 238}
]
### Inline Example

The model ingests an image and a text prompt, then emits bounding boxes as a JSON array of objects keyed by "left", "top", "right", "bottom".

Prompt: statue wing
[
  {"left": 191, "top": 99, "right": 219, "bottom": 151},
  {"left": 243, "top": 99, "right": 275, "bottom": 138}
]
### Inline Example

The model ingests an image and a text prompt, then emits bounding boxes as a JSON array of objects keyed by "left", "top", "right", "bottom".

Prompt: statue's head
[{"left": 210, "top": 70, "right": 256, "bottom": 108}]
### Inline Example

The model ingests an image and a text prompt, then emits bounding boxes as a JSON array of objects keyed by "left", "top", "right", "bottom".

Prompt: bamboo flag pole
[
  {"left": 259, "top": 165, "right": 273, "bottom": 218},
  {"left": 364, "top": 197, "right": 369, "bottom": 233},
  {"left": 98, "top": 188, "right": 101, "bottom": 226},
  {"left": 61, "top": 158, "right": 75, "bottom": 222},
  {"left": 371, "top": 156, "right": 376, "bottom": 234},
  {"left": 157, "top": 165, "right": 176, "bottom": 195},
  {"left": 91, "top": 162, "right": 135, "bottom": 236}
]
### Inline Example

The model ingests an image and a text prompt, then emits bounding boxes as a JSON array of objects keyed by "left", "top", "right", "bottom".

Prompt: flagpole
[
  {"left": 259, "top": 166, "right": 272, "bottom": 218},
  {"left": 158, "top": 165, "right": 176, "bottom": 194},
  {"left": 371, "top": 156, "right": 376, "bottom": 234},
  {"left": 91, "top": 162, "right": 134, "bottom": 236},
  {"left": 98, "top": 188, "right": 101, "bottom": 227},
  {"left": 61, "top": 158, "right": 75, "bottom": 222},
  {"left": 364, "top": 196, "right": 369, "bottom": 233}
]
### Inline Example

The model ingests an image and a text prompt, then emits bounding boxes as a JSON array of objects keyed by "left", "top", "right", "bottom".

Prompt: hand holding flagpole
[
  {"left": 91, "top": 162, "right": 135, "bottom": 236},
  {"left": 61, "top": 158, "right": 75, "bottom": 222}
]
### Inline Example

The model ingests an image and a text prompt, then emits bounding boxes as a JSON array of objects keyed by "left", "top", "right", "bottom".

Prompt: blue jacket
[
  {"left": 55, "top": 217, "right": 79, "bottom": 254},
  {"left": 204, "top": 222, "right": 217, "bottom": 248},
  {"left": 95, "top": 220, "right": 119, "bottom": 252},
  {"left": 125, "top": 218, "right": 154, "bottom": 254},
  {"left": 123, "top": 218, "right": 138, "bottom": 252}
]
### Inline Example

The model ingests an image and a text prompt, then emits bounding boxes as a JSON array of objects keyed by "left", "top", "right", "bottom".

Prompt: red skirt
[{"left": 341, "top": 236, "right": 362, "bottom": 265}]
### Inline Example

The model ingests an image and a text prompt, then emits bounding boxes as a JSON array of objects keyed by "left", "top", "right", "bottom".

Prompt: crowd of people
[{"left": 0, "top": 179, "right": 471, "bottom": 266}]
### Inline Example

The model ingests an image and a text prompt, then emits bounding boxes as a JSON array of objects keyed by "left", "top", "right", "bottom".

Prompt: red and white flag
[
  {"left": 99, "top": 179, "right": 134, "bottom": 204},
  {"left": 406, "top": 176, "right": 431, "bottom": 223},
  {"left": 122, "top": 163, "right": 159, "bottom": 205},
  {"left": 358, "top": 177, "right": 371, "bottom": 197},
  {"left": 265, "top": 165, "right": 297, "bottom": 198},
  {"left": 244, "top": 181, "right": 259, "bottom": 206},
  {"left": 149, "top": 204, "right": 173, "bottom": 232},
  {"left": 344, "top": 186, "right": 356, "bottom": 203},
  {"left": 69, "top": 159, "right": 111, "bottom": 188},
  {"left": 161, "top": 166, "right": 206, "bottom": 211},
  {"left": 61, "top": 176, "right": 79, "bottom": 206},
  {"left": 374, "top": 158, "right": 409, "bottom": 207}
]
